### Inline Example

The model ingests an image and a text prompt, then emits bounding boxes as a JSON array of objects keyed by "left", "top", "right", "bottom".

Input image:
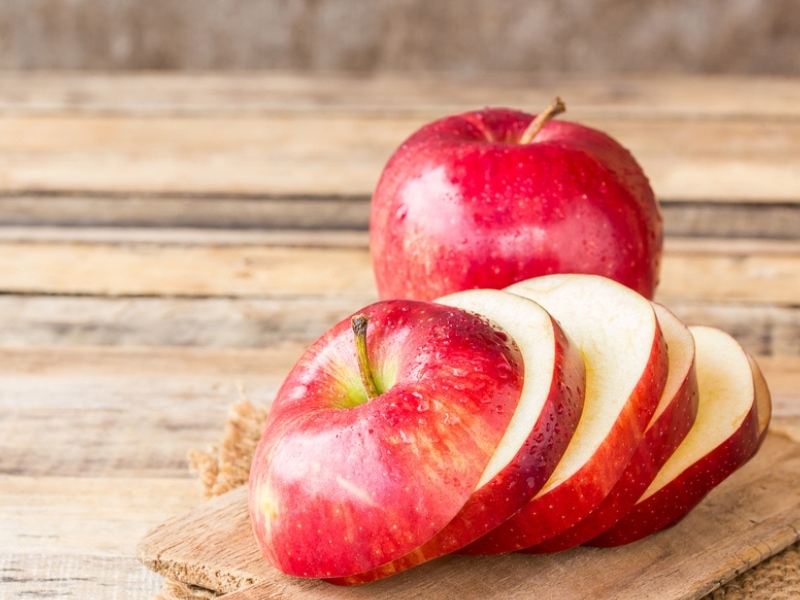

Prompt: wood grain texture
[
  {"left": 1, "top": 73, "right": 798, "bottom": 600},
  {"left": 0, "top": 235, "right": 796, "bottom": 307},
  {"left": 1, "top": 114, "right": 799, "bottom": 201},
  {"left": 1, "top": 296, "right": 797, "bottom": 356},
  {"left": 0, "top": 240, "right": 376, "bottom": 297},
  {"left": 137, "top": 433, "right": 800, "bottom": 599},
  {"left": 0, "top": 295, "right": 365, "bottom": 348},
  {"left": 3, "top": 73, "right": 800, "bottom": 118},
  {"left": 0, "top": 1, "right": 798, "bottom": 74}
]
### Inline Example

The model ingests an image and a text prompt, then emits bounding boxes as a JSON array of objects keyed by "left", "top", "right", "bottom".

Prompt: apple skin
[
  {"left": 525, "top": 303, "right": 699, "bottom": 553},
  {"left": 370, "top": 107, "right": 662, "bottom": 301},
  {"left": 589, "top": 327, "right": 771, "bottom": 548},
  {"left": 327, "top": 289, "right": 586, "bottom": 585},
  {"left": 248, "top": 299, "right": 526, "bottom": 579}
]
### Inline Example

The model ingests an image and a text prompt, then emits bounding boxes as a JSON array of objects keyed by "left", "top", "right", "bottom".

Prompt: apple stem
[
  {"left": 352, "top": 314, "right": 381, "bottom": 400},
  {"left": 518, "top": 97, "right": 566, "bottom": 144}
]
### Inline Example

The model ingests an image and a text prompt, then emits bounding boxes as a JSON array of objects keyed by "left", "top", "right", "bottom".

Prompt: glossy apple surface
[
  {"left": 328, "top": 289, "right": 586, "bottom": 585},
  {"left": 590, "top": 326, "right": 771, "bottom": 547},
  {"left": 462, "top": 274, "right": 668, "bottom": 555},
  {"left": 527, "top": 302, "right": 699, "bottom": 553},
  {"left": 370, "top": 105, "right": 662, "bottom": 301},
  {"left": 248, "top": 299, "right": 525, "bottom": 578}
]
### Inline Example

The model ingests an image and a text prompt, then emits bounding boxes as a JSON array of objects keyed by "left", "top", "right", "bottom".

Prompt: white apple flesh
[
  {"left": 462, "top": 274, "right": 668, "bottom": 554},
  {"left": 590, "top": 326, "right": 770, "bottom": 547},
  {"left": 527, "top": 302, "right": 699, "bottom": 552},
  {"left": 248, "top": 299, "right": 526, "bottom": 578},
  {"left": 327, "top": 289, "right": 587, "bottom": 585}
]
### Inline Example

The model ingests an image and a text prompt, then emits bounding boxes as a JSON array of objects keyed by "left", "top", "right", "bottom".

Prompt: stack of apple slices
[{"left": 247, "top": 274, "right": 771, "bottom": 586}]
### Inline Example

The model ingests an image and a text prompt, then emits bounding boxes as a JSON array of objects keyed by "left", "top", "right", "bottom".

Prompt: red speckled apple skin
[
  {"left": 370, "top": 107, "right": 663, "bottom": 301},
  {"left": 248, "top": 300, "right": 525, "bottom": 579}
]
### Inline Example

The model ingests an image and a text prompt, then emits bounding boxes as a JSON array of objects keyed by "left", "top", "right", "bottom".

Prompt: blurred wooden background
[{"left": 1, "top": 0, "right": 799, "bottom": 74}]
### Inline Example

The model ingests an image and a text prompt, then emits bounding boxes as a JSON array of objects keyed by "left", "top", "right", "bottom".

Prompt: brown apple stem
[
  {"left": 351, "top": 314, "right": 380, "bottom": 400},
  {"left": 518, "top": 97, "right": 566, "bottom": 144}
]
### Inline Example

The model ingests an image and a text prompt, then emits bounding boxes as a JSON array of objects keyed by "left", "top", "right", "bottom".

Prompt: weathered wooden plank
[
  {"left": 1, "top": 196, "right": 798, "bottom": 240},
  {"left": 0, "top": 476, "right": 197, "bottom": 598},
  {"left": 657, "top": 238, "right": 800, "bottom": 306},
  {"left": 0, "top": 237, "right": 797, "bottom": 305},
  {"left": 2, "top": 73, "right": 800, "bottom": 119},
  {"left": 664, "top": 301, "right": 800, "bottom": 357},
  {"left": 0, "top": 226, "right": 369, "bottom": 247},
  {"left": 0, "top": 0, "right": 798, "bottom": 75},
  {"left": 0, "top": 240, "right": 377, "bottom": 298},
  {"left": 660, "top": 201, "right": 800, "bottom": 240},
  {"left": 0, "top": 552, "right": 163, "bottom": 600},
  {"left": 0, "top": 193, "right": 372, "bottom": 230},
  {"left": 0, "top": 295, "right": 797, "bottom": 357},
  {"left": 137, "top": 433, "right": 800, "bottom": 599},
  {"left": 0, "top": 345, "right": 292, "bottom": 479},
  {"left": 0, "top": 476, "right": 200, "bottom": 552},
  {"left": 1, "top": 116, "right": 799, "bottom": 201},
  {"left": 0, "top": 295, "right": 362, "bottom": 347}
]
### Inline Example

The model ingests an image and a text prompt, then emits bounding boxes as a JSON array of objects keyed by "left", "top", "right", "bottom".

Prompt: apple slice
[
  {"left": 590, "top": 326, "right": 771, "bottom": 547},
  {"left": 327, "top": 289, "right": 586, "bottom": 585},
  {"left": 526, "top": 302, "right": 699, "bottom": 553},
  {"left": 249, "top": 299, "right": 527, "bottom": 578},
  {"left": 462, "top": 274, "right": 668, "bottom": 555}
]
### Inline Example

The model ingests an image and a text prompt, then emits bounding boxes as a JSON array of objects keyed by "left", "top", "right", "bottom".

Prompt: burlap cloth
[{"left": 157, "top": 399, "right": 800, "bottom": 599}]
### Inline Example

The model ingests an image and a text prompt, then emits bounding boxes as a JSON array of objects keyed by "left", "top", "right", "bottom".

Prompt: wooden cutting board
[{"left": 138, "top": 432, "right": 800, "bottom": 599}]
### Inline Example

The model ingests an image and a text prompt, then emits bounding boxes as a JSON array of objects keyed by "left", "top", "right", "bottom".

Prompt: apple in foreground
[
  {"left": 589, "top": 326, "right": 771, "bottom": 547},
  {"left": 526, "top": 302, "right": 699, "bottom": 553},
  {"left": 327, "top": 289, "right": 586, "bottom": 585},
  {"left": 461, "top": 274, "right": 669, "bottom": 555},
  {"left": 248, "top": 299, "right": 527, "bottom": 579},
  {"left": 370, "top": 100, "right": 663, "bottom": 301}
]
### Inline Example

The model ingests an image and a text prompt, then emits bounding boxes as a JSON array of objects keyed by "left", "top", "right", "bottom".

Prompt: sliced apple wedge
[
  {"left": 462, "top": 274, "right": 668, "bottom": 555},
  {"left": 527, "top": 302, "right": 699, "bottom": 553},
  {"left": 249, "top": 300, "right": 529, "bottom": 579},
  {"left": 590, "top": 326, "right": 770, "bottom": 547},
  {"left": 327, "top": 289, "right": 586, "bottom": 585}
]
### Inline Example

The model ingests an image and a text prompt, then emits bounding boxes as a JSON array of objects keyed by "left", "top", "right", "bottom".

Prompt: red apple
[
  {"left": 462, "top": 274, "right": 668, "bottom": 555},
  {"left": 248, "top": 299, "right": 527, "bottom": 579},
  {"left": 328, "top": 289, "right": 586, "bottom": 585},
  {"left": 370, "top": 100, "right": 663, "bottom": 301},
  {"left": 525, "top": 302, "right": 699, "bottom": 553},
  {"left": 589, "top": 326, "right": 771, "bottom": 548}
]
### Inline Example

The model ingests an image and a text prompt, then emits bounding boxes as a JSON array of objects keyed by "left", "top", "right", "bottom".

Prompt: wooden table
[{"left": 1, "top": 72, "right": 799, "bottom": 599}]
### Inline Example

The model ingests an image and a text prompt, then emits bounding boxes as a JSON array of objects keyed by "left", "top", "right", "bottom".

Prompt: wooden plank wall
[
  {"left": 0, "top": 73, "right": 798, "bottom": 355},
  {"left": 1, "top": 72, "right": 798, "bottom": 599},
  {"left": 1, "top": 0, "right": 799, "bottom": 74}
]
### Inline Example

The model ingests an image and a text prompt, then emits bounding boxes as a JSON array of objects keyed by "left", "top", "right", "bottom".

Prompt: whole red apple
[
  {"left": 370, "top": 100, "right": 663, "bottom": 300},
  {"left": 248, "top": 299, "right": 526, "bottom": 579}
]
